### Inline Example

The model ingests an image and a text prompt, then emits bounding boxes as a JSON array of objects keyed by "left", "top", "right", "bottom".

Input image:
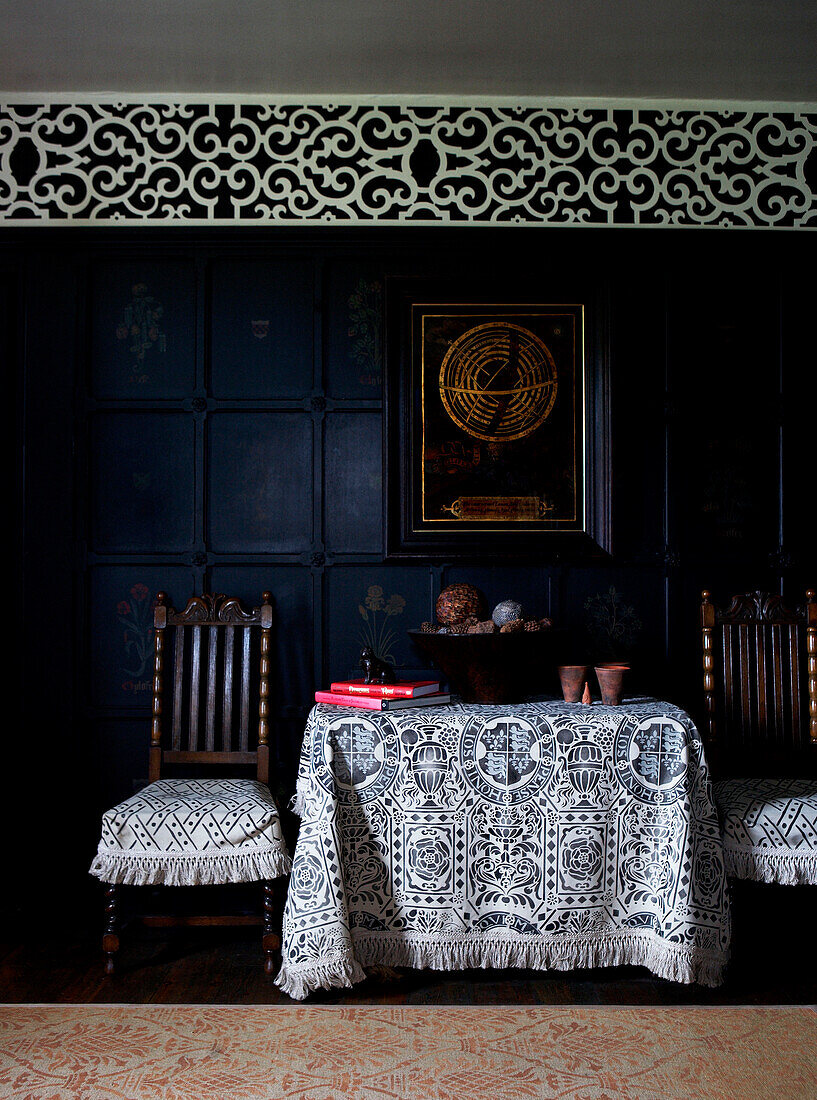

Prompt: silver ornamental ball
[{"left": 492, "top": 600, "right": 524, "bottom": 627}]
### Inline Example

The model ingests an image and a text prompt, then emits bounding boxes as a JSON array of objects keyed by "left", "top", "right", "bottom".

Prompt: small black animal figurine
[{"left": 360, "top": 646, "right": 397, "bottom": 684}]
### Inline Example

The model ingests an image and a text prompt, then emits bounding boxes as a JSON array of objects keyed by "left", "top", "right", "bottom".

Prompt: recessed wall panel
[
  {"left": 207, "top": 411, "right": 313, "bottom": 552},
  {"left": 561, "top": 567, "right": 667, "bottom": 697},
  {"left": 324, "top": 412, "right": 382, "bottom": 554},
  {"left": 324, "top": 261, "right": 385, "bottom": 399},
  {"left": 92, "top": 718, "right": 152, "bottom": 807},
  {"left": 670, "top": 263, "right": 779, "bottom": 564},
  {"left": 90, "top": 411, "right": 195, "bottom": 552},
  {"left": 210, "top": 259, "right": 314, "bottom": 398},
  {"left": 89, "top": 566, "right": 193, "bottom": 708},
  {"left": 90, "top": 260, "right": 196, "bottom": 399},
  {"left": 325, "top": 565, "right": 434, "bottom": 684}
]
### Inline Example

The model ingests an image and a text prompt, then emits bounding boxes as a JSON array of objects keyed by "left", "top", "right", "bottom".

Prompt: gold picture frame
[{"left": 385, "top": 283, "right": 611, "bottom": 559}]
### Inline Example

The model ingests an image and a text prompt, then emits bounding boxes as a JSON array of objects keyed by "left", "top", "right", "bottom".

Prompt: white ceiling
[{"left": 3, "top": 0, "right": 817, "bottom": 102}]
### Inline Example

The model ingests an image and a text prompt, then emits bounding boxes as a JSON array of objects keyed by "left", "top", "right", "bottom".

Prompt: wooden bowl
[{"left": 407, "top": 627, "right": 563, "bottom": 704}]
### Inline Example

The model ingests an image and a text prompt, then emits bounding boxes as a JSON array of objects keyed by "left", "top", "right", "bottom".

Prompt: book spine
[
  {"left": 381, "top": 695, "right": 449, "bottom": 710},
  {"left": 315, "top": 691, "right": 384, "bottom": 709},
  {"left": 330, "top": 681, "right": 415, "bottom": 698}
]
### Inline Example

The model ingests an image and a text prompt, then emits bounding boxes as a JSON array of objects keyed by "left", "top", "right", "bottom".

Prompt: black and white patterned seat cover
[
  {"left": 714, "top": 777, "right": 817, "bottom": 885},
  {"left": 89, "top": 777, "right": 291, "bottom": 886}
]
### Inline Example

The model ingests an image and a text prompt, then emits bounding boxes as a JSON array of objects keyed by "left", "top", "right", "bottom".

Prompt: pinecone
[
  {"left": 467, "top": 619, "right": 498, "bottom": 634},
  {"left": 523, "top": 617, "right": 552, "bottom": 632}
]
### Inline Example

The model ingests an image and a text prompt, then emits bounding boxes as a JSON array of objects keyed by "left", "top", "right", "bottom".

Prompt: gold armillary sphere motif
[{"left": 438, "top": 322, "right": 558, "bottom": 442}]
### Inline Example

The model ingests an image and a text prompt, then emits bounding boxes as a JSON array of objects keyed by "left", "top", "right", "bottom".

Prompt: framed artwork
[{"left": 385, "top": 280, "right": 611, "bottom": 559}]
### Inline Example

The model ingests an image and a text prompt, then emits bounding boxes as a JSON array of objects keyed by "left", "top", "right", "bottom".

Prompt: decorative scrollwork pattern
[{"left": 1, "top": 99, "right": 815, "bottom": 226}]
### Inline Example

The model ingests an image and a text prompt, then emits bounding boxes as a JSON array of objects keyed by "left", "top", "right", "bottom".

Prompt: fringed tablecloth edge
[
  {"left": 276, "top": 930, "right": 727, "bottom": 999},
  {"left": 274, "top": 956, "right": 368, "bottom": 1001},
  {"left": 723, "top": 845, "right": 817, "bottom": 886},
  {"left": 88, "top": 845, "right": 292, "bottom": 886}
]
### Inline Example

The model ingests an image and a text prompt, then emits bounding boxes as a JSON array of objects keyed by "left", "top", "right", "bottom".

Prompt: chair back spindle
[{"left": 809, "top": 598, "right": 817, "bottom": 745}]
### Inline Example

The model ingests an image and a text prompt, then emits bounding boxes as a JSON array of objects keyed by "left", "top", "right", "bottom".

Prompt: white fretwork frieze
[{"left": 1, "top": 98, "right": 816, "bottom": 227}]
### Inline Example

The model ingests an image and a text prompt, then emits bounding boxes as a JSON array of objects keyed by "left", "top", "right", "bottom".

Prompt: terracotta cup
[
  {"left": 594, "top": 663, "right": 629, "bottom": 706},
  {"left": 558, "top": 665, "right": 589, "bottom": 703}
]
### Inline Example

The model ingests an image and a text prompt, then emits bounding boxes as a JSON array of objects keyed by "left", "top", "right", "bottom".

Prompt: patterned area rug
[{"left": 1, "top": 1004, "right": 815, "bottom": 1099}]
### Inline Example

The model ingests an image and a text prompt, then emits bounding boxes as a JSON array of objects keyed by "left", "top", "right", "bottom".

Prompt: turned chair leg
[
  {"left": 102, "top": 884, "right": 120, "bottom": 974},
  {"left": 262, "top": 880, "right": 280, "bottom": 974}
]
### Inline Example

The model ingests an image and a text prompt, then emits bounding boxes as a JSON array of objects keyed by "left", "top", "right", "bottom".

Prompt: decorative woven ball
[
  {"left": 492, "top": 599, "right": 524, "bottom": 628},
  {"left": 435, "top": 583, "right": 487, "bottom": 626}
]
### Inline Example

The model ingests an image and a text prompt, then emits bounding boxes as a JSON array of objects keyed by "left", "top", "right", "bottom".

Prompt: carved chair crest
[{"left": 718, "top": 590, "right": 806, "bottom": 626}]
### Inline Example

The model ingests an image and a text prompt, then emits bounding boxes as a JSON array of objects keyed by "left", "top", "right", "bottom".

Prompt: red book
[
  {"left": 329, "top": 679, "right": 441, "bottom": 699},
  {"left": 315, "top": 690, "right": 451, "bottom": 711}
]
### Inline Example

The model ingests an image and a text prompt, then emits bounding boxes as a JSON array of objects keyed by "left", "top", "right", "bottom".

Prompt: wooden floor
[{"left": 2, "top": 884, "right": 815, "bottom": 1006}]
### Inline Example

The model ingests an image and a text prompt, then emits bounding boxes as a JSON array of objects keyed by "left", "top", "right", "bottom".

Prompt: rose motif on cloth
[
  {"left": 290, "top": 851, "right": 323, "bottom": 900},
  {"left": 693, "top": 841, "right": 726, "bottom": 902},
  {"left": 561, "top": 830, "right": 605, "bottom": 884},
  {"left": 402, "top": 822, "right": 455, "bottom": 895},
  {"left": 407, "top": 834, "right": 450, "bottom": 884}
]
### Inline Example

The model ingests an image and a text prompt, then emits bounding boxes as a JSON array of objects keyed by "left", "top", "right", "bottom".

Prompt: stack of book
[{"left": 314, "top": 679, "right": 451, "bottom": 710}]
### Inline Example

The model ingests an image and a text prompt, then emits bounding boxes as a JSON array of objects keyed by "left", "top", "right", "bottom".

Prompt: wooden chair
[
  {"left": 90, "top": 592, "right": 291, "bottom": 973},
  {"left": 701, "top": 589, "right": 817, "bottom": 886}
]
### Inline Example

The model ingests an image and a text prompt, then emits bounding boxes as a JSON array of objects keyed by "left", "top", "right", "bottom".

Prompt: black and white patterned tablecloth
[{"left": 276, "top": 699, "right": 730, "bottom": 999}]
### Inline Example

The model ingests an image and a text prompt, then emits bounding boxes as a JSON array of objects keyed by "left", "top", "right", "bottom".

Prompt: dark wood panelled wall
[{"left": 5, "top": 226, "right": 814, "bottom": 904}]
